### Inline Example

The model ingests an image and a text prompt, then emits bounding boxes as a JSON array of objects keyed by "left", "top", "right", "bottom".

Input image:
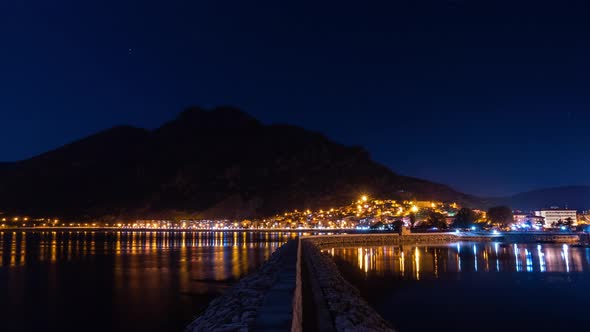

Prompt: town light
[
  {"left": 361, "top": 195, "right": 368, "bottom": 202},
  {"left": 411, "top": 205, "right": 419, "bottom": 213}
]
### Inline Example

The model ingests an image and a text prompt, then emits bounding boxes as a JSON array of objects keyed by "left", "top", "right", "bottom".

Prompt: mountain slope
[
  {"left": 495, "top": 186, "right": 590, "bottom": 211},
  {"left": 0, "top": 107, "right": 479, "bottom": 220}
]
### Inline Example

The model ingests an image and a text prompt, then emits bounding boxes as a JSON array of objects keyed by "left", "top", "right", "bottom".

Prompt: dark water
[
  {"left": 328, "top": 242, "right": 590, "bottom": 332},
  {"left": 0, "top": 230, "right": 295, "bottom": 332}
]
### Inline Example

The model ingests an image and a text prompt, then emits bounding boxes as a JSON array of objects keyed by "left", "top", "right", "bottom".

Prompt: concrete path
[{"left": 253, "top": 239, "right": 298, "bottom": 331}]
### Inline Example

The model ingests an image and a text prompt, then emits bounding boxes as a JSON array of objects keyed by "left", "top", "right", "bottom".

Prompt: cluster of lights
[
  {"left": 0, "top": 195, "right": 459, "bottom": 231},
  {"left": 1, "top": 217, "right": 57, "bottom": 222},
  {"left": 509, "top": 223, "right": 542, "bottom": 231},
  {"left": 9, "top": 196, "right": 577, "bottom": 233}
]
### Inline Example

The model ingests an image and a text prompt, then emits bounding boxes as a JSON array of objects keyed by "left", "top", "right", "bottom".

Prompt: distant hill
[
  {"left": 0, "top": 107, "right": 480, "bottom": 220},
  {"left": 492, "top": 186, "right": 590, "bottom": 212}
]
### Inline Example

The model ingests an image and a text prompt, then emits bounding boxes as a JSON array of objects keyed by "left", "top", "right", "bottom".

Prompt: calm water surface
[
  {"left": 328, "top": 242, "right": 590, "bottom": 332},
  {"left": 0, "top": 230, "right": 295, "bottom": 332}
]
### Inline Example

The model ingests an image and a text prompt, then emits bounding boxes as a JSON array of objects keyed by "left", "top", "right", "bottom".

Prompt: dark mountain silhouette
[
  {"left": 0, "top": 107, "right": 480, "bottom": 221},
  {"left": 492, "top": 186, "right": 590, "bottom": 211}
]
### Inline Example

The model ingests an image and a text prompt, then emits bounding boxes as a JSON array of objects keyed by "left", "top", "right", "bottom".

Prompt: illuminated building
[{"left": 534, "top": 209, "right": 577, "bottom": 228}]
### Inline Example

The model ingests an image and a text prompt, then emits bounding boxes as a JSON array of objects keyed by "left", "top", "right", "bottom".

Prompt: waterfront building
[
  {"left": 512, "top": 213, "right": 545, "bottom": 228},
  {"left": 528, "top": 215, "right": 545, "bottom": 227},
  {"left": 513, "top": 213, "right": 529, "bottom": 224},
  {"left": 534, "top": 209, "right": 577, "bottom": 228}
]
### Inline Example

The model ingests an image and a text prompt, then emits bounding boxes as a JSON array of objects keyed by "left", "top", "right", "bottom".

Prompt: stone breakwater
[
  {"left": 303, "top": 232, "right": 582, "bottom": 248},
  {"left": 302, "top": 239, "right": 395, "bottom": 332},
  {"left": 185, "top": 240, "right": 297, "bottom": 332},
  {"left": 297, "top": 233, "right": 496, "bottom": 332},
  {"left": 305, "top": 233, "right": 469, "bottom": 248},
  {"left": 502, "top": 232, "right": 580, "bottom": 243}
]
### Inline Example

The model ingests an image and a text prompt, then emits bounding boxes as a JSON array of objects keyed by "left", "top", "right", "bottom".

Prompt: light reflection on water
[
  {"left": 0, "top": 231, "right": 296, "bottom": 332},
  {"left": 324, "top": 242, "right": 589, "bottom": 279},
  {"left": 328, "top": 242, "right": 590, "bottom": 332},
  {"left": 0, "top": 231, "right": 294, "bottom": 267}
]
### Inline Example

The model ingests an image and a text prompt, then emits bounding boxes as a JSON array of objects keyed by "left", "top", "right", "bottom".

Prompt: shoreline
[
  {"left": 0, "top": 227, "right": 352, "bottom": 232},
  {"left": 1, "top": 228, "right": 585, "bottom": 241}
]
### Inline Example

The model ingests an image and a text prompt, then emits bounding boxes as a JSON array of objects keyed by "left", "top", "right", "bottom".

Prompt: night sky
[{"left": 2, "top": 0, "right": 590, "bottom": 196}]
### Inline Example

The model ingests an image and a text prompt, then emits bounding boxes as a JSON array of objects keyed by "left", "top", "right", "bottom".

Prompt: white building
[{"left": 534, "top": 209, "right": 577, "bottom": 228}]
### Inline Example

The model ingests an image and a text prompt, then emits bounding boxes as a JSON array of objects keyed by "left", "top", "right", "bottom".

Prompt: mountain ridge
[
  {"left": 0, "top": 107, "right": 481, "bottom": 220},
  {"left": 492, "top": 185, "right": 590, "bottom": 211}
]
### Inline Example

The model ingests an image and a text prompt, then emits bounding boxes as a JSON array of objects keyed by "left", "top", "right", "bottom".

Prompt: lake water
[
  {"left": 0, "top": 230, "right": 295, "bottom": 332},
  {"left": 328, "top": 242, "right": 590, "bottom": 332}
]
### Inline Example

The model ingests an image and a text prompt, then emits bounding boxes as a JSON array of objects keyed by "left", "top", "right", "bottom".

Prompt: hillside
[
  {"left": 0, "top": 107, "right": 480, "bottom": 220},
  {"left": 494, "top": 186, "right": 590, "bottom": 211}
]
